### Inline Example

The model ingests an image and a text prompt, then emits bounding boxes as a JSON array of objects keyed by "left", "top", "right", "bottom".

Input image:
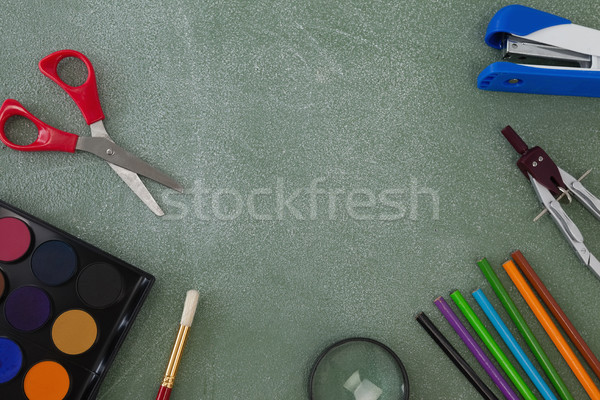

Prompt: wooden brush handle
[{"left": 156, "top": 385, "right": 172, "bottom": 400}]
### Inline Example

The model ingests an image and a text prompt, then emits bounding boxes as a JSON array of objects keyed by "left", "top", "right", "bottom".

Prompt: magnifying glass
[{"left": 309, "top": 338, "right": 409, "bottom": 400}]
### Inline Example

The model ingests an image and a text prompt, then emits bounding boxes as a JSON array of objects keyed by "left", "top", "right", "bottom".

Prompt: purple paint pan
[{"left": 4, "top": 286, "right": 52, "bottom": 332}]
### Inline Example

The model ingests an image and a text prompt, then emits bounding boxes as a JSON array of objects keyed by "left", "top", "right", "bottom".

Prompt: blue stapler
[{"left": 477, "top": 5, "right": 600, "bottom": 97}]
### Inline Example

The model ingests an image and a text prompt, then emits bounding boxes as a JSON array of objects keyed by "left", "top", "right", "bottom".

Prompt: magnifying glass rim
[{"left": 308, "top": 337, "right": 410, "bottom": 400}]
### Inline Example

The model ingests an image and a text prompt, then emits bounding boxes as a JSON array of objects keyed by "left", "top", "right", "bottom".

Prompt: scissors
[{"left": 0, "top": 49, "right": 183, "bottom": 216}]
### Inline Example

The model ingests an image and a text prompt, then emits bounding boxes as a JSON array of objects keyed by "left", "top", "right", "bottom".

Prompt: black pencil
[{"left": 416, "top": 312, "right": 499, "bottom": 400}]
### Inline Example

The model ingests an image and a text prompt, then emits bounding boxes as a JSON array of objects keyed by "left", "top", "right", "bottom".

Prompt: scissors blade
[
  {"left": 75, "top": 136, "right": 184, "bottom": 193},
  {"left": 106, "top": 163, "right": 165, "bottom": 216},
  {"left": 88, "top": 122, "right": 166, "bottom": 216}
]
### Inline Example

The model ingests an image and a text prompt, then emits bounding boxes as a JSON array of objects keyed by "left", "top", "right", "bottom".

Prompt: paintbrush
[{"left": 156, "top": 290, "right": 200, "bottom": 400}]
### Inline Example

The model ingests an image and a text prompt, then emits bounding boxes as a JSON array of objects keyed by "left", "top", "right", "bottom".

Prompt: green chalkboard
[{"left": 1, "top": 1, "right": 600, "bottom": 399}]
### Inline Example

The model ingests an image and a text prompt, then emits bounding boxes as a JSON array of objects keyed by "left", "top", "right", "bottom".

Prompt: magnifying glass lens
[{"left": 310, "top": 338, "right": 409, "bottom": 400}]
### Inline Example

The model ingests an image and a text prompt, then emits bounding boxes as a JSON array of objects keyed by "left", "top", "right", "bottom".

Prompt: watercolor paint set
[{"left": 0, "top": 200, "right": 154, "bottom": 399}]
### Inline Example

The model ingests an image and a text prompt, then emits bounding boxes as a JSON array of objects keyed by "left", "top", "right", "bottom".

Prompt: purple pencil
[{"left": 435, "top": 296, "right": 519, "bottom": 400}]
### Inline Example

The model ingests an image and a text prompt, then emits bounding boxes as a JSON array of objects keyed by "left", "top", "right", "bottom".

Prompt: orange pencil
[
  {"left": 512, "top": 250, "right": 600, "bottom": 381},
  {"left": 503, "top": 260, "right": 600, "bottom": 400}
]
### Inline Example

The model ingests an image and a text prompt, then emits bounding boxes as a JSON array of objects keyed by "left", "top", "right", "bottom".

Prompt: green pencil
[
  {"left": 477, "top": 258, "right": 573, "bottom": 400},
  {"left": 451, "top": 290, "right": 537, "bottom": 400}
]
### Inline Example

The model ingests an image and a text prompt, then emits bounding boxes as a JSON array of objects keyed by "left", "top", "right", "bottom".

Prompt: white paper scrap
[
  {"left": 354, "top": 378, "right": 383, "bottom": 400},
  {"left": 343, "top": 370, "right": 361, "bottom": 393}
]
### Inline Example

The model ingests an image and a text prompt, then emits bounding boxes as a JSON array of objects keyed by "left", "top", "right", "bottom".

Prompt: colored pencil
[
  {"left": 434, "top": 296, "right": 518, "bottom": 400},
  {"left": 416, "top": 312, "right": 499, "bottom": 400},
  {"left": 473, "top": 288, "right": 557, "bottom": 400},
  {"left": 512, "top": 250, "right": 600, "bottom": 382},
  {"left": 451, "top": 289, "right": 537, "bottom": 400},
  {"left": 503, "top": 260, "right": 600, "bottom": 400},
  {"left": 477, "top": 258, "right": 573, "bottom": 400}
]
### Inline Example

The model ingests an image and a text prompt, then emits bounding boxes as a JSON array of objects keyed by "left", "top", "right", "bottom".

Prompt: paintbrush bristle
[{"left": 180, "top": 290, "right": 200, "bottom": 327}]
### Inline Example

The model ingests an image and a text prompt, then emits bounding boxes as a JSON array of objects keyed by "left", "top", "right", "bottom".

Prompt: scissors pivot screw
[{"left": 106, "top": 148, "right": 115, "bottom": 156}]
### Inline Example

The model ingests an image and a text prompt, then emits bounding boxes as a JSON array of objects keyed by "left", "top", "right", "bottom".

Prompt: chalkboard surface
[{"left": 1, "top": 1, "right": 600, "bottom": 399}]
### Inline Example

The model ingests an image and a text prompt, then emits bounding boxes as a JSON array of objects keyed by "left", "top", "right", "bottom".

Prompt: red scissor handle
[
  {"left": 0, "top": 99, "right": 78, "bottom": 152},
  {"left": 38, "top": 49, "right": 105, "bottom": 125}
]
